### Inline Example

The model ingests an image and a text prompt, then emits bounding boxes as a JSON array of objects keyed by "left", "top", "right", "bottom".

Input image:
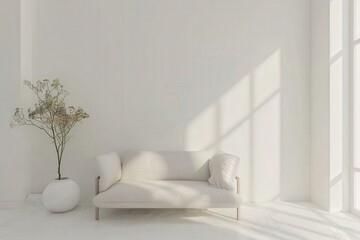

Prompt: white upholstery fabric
[
  {"left": 96, "top": 152, "right": 121, "bottom": 192},
  {"left": 208, "top": 152, "right": 240, "bottom": 191},
  {"left": 93, "top": 181, "right": 241, "bottom": 208},
  {"left": 121, "top": 151, "right": 211, "bottom": 181}
]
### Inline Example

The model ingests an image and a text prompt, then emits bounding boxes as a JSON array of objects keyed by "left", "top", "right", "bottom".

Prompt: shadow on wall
[{"left": 183, "top": 49, "right": 282, "bottom": 202}]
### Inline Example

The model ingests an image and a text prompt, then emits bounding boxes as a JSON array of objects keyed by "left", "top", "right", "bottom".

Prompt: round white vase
[{"left": 42, "top": 178, "right": 80, "bottom": 212}]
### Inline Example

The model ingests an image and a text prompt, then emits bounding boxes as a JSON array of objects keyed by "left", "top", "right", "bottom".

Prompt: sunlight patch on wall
[
  {"left": 184, "top": 104, "right": 217, "bottom": 151},
  {"left": 184, "top": 48, "right": 282, "bottom": 201},
  {"left": 253, "top": 49, "right": 281, "bottom": 108},
  {"left": 330, "top": 0, "right": 343, "bottom": 58},
  {"left": 329, "top": 0, "right": 344, "bottom": 212},
  {"left": 251, "top": 49, "right": 281, "bottom": 201},
  {"left": 252, "top": 93, "right": 281, "bottom": 201},
  {"left": 356, "top": 0, "right": 360, "bottom": 40},
  {"left": 355, "top": 0, "right": 360, "bottom": 170},
  {"left": 219, "top": 75, "right": 250, "bottom": 136},
  {"left": 330, "top": 56, "right": 343, "bottom": 180}
]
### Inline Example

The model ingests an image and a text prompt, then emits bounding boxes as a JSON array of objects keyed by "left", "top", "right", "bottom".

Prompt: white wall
[
  {"left": 0, "top": 0, "right": 31, "bottom": 206},
  {"left": 310, "top": 0, "right": 331, "bottom": 211},
  {"left": 21, "top": 0, "right": 310, "bottom": 204},
  {"left": 310, "top": 0, "right": 350, "bottom": 212}
]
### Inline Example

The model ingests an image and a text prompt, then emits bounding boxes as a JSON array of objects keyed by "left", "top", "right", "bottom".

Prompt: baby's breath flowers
[{"left": 11, "top": 79, "right": 89, "bottom": 179}]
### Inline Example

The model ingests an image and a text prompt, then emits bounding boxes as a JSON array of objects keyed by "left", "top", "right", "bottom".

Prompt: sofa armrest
[
  {"left": 235, "top": 176, "right": 240, "bottom": 194},
  {"left": 96, "top": 152, "right": 121, "bottom": 192}
]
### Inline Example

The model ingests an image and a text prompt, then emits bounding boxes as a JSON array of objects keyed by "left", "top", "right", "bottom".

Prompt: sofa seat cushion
[{"left": 93, "top": 181, "right": 241, "bottom": 208}]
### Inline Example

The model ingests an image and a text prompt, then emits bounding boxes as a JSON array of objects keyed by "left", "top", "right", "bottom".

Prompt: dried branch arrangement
[{"left": 11, "top": 79, "right": 89, "bottom": 179}]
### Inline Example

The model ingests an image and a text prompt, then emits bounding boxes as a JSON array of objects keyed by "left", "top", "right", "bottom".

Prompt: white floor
[{"left": 1, "top": 196, "right": 360, "bottom": 240}]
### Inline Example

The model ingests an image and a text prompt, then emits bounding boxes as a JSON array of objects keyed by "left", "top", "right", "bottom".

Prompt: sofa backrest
[{"left": 121, "top": 151, "right": 211, "bottom": 181}]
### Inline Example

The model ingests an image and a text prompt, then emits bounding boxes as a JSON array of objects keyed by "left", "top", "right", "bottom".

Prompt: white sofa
[{"left": 93, "top": 151, "right": 241, "bottom": 220}]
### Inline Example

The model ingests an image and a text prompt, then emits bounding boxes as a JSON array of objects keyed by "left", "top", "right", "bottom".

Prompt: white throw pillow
[
  {"left": 208, "top": 152, "right": 239, "bottom": 191},
  {"left": 96, "top": 151, "right": 121, "bottom": 192}
]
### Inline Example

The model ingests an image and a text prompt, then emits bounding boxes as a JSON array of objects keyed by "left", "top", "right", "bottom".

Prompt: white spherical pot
[{"left": 42, "top": 178, "right": 80, "bottom": 212}]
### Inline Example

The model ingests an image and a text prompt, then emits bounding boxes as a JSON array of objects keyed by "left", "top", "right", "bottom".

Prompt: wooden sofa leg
[
  {"left": 95, "top": 207, "right": 99, "bottom": 220},
  {"left": 95, "top": 176, "right": 100, "bottom": 221}
]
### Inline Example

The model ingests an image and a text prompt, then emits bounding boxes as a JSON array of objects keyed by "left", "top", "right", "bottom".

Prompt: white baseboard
[
  {"left": 0, "top": 201, "right": 25, "bottom": 209},
  {"left": 0, "top": 194, "right": 42, "bottom": 209},
  {"left": 0, "top": 194, "right": 90, "bottom": 208}
]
